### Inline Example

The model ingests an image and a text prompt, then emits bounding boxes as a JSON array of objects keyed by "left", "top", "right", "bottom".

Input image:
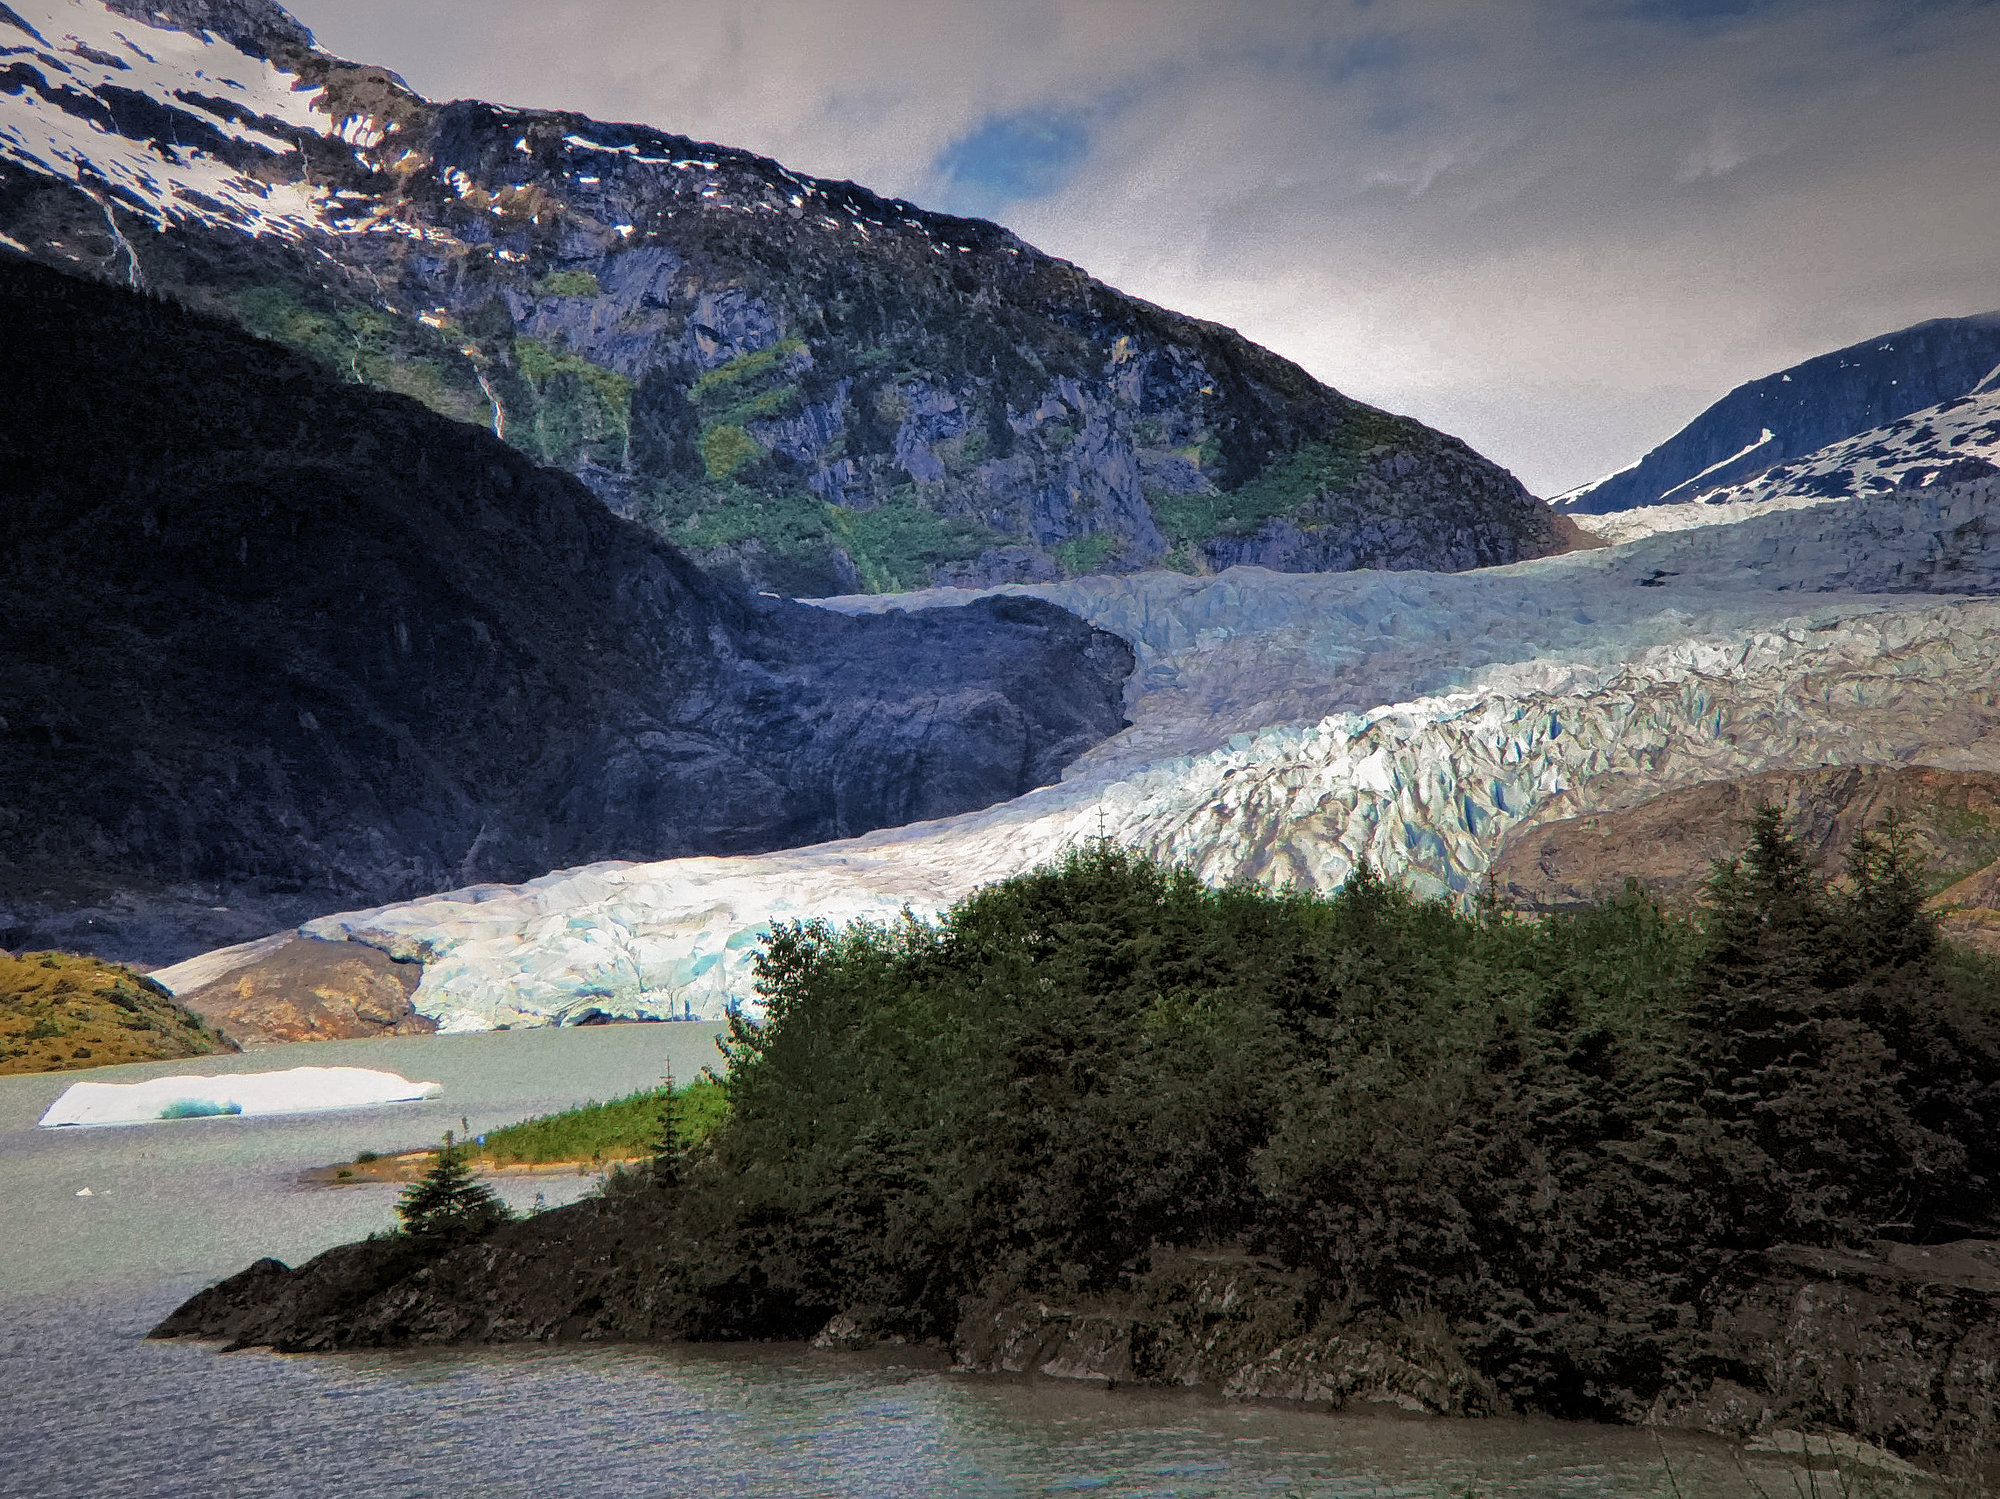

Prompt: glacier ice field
[{"left": 155, "top": 478, "right": 2000, "bottom": 1030}]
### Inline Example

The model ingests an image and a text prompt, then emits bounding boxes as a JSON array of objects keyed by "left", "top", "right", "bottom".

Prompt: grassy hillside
[
  {"left": 473, "top": 1076, "right": 731, "bottom": 1167},
  {"left": 0, "top": 949, "right": 237, "bottom": 1075}
]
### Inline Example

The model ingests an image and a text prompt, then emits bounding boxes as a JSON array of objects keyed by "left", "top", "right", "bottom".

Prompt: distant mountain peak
[{"left": 1556, "top": 312, "right": 2000, "bottom": 518}]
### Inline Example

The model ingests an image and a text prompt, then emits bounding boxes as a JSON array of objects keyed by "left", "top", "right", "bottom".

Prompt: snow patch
[
  {"left": 1654, "top": 428, "right": 1776, "bottom": 503},
  {"left": 0, "top": 1, "right": 357, "bottom": 239},
  {"left": 1569, "top": 392, "right": 2000, "bottom": 542}
]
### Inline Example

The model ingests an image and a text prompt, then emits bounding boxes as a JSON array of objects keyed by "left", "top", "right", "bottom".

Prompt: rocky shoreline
[{"left": 151, "top": 1216, "right": 2000, "bottom": 1486}]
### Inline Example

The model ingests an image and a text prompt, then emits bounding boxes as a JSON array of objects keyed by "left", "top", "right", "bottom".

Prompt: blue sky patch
[{"left": 934, "top": 108, "right": 1090, "bottom": 218}]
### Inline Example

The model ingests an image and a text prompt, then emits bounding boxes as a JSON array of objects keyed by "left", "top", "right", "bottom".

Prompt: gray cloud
[{"left": 287, "top": 0, "right": 2000, "bottom": 495}]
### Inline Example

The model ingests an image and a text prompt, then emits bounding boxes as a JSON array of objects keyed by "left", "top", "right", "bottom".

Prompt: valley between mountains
[{"left": 8, "top": 0, "right": 2000, "bottom": 1484}]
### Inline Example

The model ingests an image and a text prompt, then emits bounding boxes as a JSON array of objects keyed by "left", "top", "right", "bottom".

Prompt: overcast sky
[{"left": 284, "top": 0, "right": 2000, "bottom": 497}]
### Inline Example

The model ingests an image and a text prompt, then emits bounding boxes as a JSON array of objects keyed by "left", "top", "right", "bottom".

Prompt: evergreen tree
[
  {"left": 397, "top": 1130, "right": 508, "bottom": 1239},
  {"left": 1683, "top": 807, "right": 1960, "bottom": 1246},
  {"left": 1838, "top": 813, "right": 1937, "bottom": 980},
  {"left": 653, "top": 1067, "right": 684, "bottom": 1193}
]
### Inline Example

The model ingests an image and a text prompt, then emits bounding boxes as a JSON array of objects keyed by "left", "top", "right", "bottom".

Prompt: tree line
[{"left": 399, "top": 812, "right": 2000, "bottom": 1419}]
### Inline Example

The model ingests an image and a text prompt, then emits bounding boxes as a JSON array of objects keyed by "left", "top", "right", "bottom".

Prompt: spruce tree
[
  {"left": 652, "top": 1067, "right": 684, "bottom": 1193},
  {"left": 397, "top": 1130, "right": 507, "bottom": 1239},
  {"left": 1684, "top": 808, "right": 1960, "bottom": 1246},
  {"left": 1838, "top": 813, "right": 1937, "bottom": 980}
]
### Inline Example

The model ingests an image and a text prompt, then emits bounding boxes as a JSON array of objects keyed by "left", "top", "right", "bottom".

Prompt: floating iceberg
[{"left": 38, "top": 1067, "right": 443, "bottom": 1128}]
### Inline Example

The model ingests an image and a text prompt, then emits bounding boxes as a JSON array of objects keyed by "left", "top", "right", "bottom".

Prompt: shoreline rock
[{"left": 148, "top": 1222, "right": 2000, "bottom": 1485}]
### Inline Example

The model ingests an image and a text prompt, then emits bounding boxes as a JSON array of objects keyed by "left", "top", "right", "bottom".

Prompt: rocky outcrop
[
  {"left": 0, "top": 0, "right": 1577, "bottom": 593},
  {"left": 1929, "top": 861, "right": 2000, "bottom": 957},
  {"left": 948, "top": 1254, "right": 1493, "bottom": 1417},
  {"left": 151, "top": 1224, "right": 2000, "bottom": 1482},
  {"left": 1489, "top": 766, "right": 2000, "bottom": 912},
  {"left": 0, "top": 258, "right": 1132, "bottom": 966},
  {"left": 1658, "top": 1240, "right": 2000, "bottom": 1489},
  {"left": 149, "top": 1192, "right": 691, "bottom": 1351},
  {"left": 172, "top": 936, "right": 432, "bottom": 1044}
]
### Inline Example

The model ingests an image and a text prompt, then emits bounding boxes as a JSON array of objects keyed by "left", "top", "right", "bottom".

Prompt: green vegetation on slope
[
  {"left": 640, "top": 481, "right": 993, "bottom": 597},
  {"left": 0, "top": 950, "right": 237, "bottom": 1074},
  {"left": 691, "top": 338, "right": 806, "bottom": 402},
  {"left": 697, "top": 422, "right": 762, "bottom": 480},
  {"left": 534, "top": 271, "right": 603, "bottom": 299},
  {"left": 1154, "top": 410, "right": 1429, "bottom": 545},
  {"left": 827, "top": 499, "right": 992, "bottom": 594},
  {"left": 514, "top": 337, "right": 633, "bottom": 468},
  {"left": 231, "top": 285, "right": 492, "bottom": 430}
]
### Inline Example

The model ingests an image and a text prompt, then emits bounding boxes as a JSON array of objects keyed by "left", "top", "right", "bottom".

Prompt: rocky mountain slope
[
  {"left": 0, "top": 256, "right": 1133, "bottom": 966},
  {"left": 218, "top": 472, "right": 2000, "bottom": 1030},
  {"left": 1489, "top": 766, "right": 2000, "bottom": 918},
  {"left": 1554, "top": 312, "right": 2000, "bottom": 516},
  {"left": 0, "top": 0, "right": 1583, "bottom": 595},
  {"left": 170, "top": 934, "right": 434, "bottom": 1044}
]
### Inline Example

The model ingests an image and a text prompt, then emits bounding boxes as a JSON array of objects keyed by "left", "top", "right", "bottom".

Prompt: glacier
[
  {"left": 38, "top": 1066, "right": 443, "bottom": 1127},
  {"left": 281, "top": 477, "right": 2000, "bottom": 1031}
]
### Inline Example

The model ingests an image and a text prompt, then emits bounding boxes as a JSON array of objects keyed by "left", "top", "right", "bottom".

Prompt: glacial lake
[{"left": 1, "top": 1028, "right": 1827, "bottom": 1497}]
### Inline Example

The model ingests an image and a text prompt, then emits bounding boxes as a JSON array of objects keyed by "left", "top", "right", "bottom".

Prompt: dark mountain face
[
  {"left": 1557, "top": 313, "right": 2000, "bottom": 514},
  {"left": 0, "top": 0, "right": 1581, "bottom": 594},
  {"left": 0, "top": 258, "right": 1133, "bottom": 964}
]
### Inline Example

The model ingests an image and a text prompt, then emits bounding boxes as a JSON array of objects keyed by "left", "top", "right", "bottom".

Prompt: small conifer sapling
[{"left": 397, "top": 1129, "right": 507, "bottom": 1239}]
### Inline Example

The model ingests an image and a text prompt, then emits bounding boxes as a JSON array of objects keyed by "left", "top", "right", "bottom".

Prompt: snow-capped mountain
[
  {"left": 0, "top": 0, "right": 330, "bottom": 246},
  {"left": 0, "top": 0, "right": 1579, "bottom": 595},
  {"left": 161, "top": 472, "right": 2000, "bottom": 1029},
  {"left": 1564, "top": 404, "right": 2000, "bottom": 548},
  {"left": 1553, "top": 313, "right": 2000, "bottom": 517}
]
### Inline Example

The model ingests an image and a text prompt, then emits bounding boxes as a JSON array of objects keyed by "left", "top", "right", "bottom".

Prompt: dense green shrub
[
  {"left": 699, "top": 423, "right": 762, "bottom": 480},
  {"left": 691, "top": 338, "right": 807, "bottom": 402},
  {"left": 659, "top": 824, "right": 2000, "bottom": 1417},
  {"left": 534, "top": 270, "right": 603, "bottom": 298},
  {"left": 514, "top": 336, "right": 633, "bottom": 467}
]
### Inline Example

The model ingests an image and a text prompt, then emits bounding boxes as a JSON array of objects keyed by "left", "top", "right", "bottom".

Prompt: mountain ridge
[
  {"left": 0, "top": 254, "right": 1133, "bottom": 965},
  {"left": 1555, "top": 311, "right": 2000, "bottom": 515},
  {"left": 0, "top": 0, "right": 1584, "bottom": 594}
]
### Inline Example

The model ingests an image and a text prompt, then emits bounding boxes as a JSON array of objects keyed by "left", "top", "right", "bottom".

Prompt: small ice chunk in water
[{"left": 38, "top": 1067, "right": 443, "bottom": 1127}]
